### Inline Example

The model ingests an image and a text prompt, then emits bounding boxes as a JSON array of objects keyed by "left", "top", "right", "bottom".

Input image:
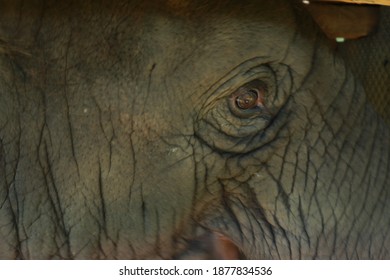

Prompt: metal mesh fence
[{"left": 338, "top": 6, "right": 390, "bottom": 123}]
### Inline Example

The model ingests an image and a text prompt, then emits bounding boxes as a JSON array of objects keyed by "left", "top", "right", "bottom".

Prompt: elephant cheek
[
  {"left": 129, "top": 141, "right": 197, "bottom": 252},
  {"left": 194, "top": 173, "right": 283, "bottom": 259}
]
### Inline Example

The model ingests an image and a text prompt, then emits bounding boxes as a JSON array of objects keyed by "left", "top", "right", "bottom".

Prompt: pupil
[{"left": 236, "top": 90, "right": 257, "bottom": 109}]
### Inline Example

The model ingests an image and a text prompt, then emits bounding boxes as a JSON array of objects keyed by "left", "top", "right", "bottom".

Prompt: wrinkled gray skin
[{"left": 0, "top": 0, "right": 389, "bottom": 259}]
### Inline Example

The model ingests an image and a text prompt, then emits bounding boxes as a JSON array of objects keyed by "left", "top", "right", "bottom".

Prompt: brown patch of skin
[
  {"left": 304, "top": 3, "right": 380, "bottom": 39},
  {"left": 212, "top": 233, "right": 241, "bottom": 260},
  {"left": 311, "top": 0, "right": 390, "bottom": 5}
]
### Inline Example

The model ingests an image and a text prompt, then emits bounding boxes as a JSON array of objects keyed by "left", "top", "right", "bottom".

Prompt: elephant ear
[
  {"left": 304, "top": 2, "right": 380, "bottom": 40},
  {"left": 309, "top": 0, "right": 390, "bottom": 5},
  {"left": 305, "top": 1, "right": 390, "bottom": 124}
]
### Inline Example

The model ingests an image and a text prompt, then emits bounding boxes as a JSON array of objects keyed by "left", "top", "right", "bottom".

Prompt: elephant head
[{"left": 0, "top": 0, "right": 389, "bottom": 259}]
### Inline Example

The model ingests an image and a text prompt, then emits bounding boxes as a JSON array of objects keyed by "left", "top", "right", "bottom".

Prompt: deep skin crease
[{"left": 0, "top": 0, "right": 389, "bottom": 259}]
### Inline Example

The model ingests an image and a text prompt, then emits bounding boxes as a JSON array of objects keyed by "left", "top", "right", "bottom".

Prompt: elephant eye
[
  {"left": 235, "top": 89, "right": 258, "bottom": 109},
  {"left": 195, "top": 63, "right": 290, "bottom": 154},
  {"left": 229, "top": 80, "right": 267, "bottom": 118}
]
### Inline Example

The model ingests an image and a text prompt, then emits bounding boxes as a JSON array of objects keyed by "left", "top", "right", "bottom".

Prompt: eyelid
[{"left": 200, "top": 65, "right": 275, "bottom": 114}]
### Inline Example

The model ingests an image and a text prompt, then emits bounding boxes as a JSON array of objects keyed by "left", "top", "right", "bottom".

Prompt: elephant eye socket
[
  {"left": 229, "top": 80, "right": 268, "bottom": 118},
  {"left": 195, "top": 63, "right": 290, "bottom": 154}
]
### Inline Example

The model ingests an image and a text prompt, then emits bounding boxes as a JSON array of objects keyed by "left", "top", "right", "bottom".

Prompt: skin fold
[{"left": 0, "top": 0, "right": 389, "bottom": 259}]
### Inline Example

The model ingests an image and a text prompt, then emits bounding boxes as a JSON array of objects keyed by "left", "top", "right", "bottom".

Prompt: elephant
[{"left": 0, "top": 0, "right": 389, "bottom": 259}]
